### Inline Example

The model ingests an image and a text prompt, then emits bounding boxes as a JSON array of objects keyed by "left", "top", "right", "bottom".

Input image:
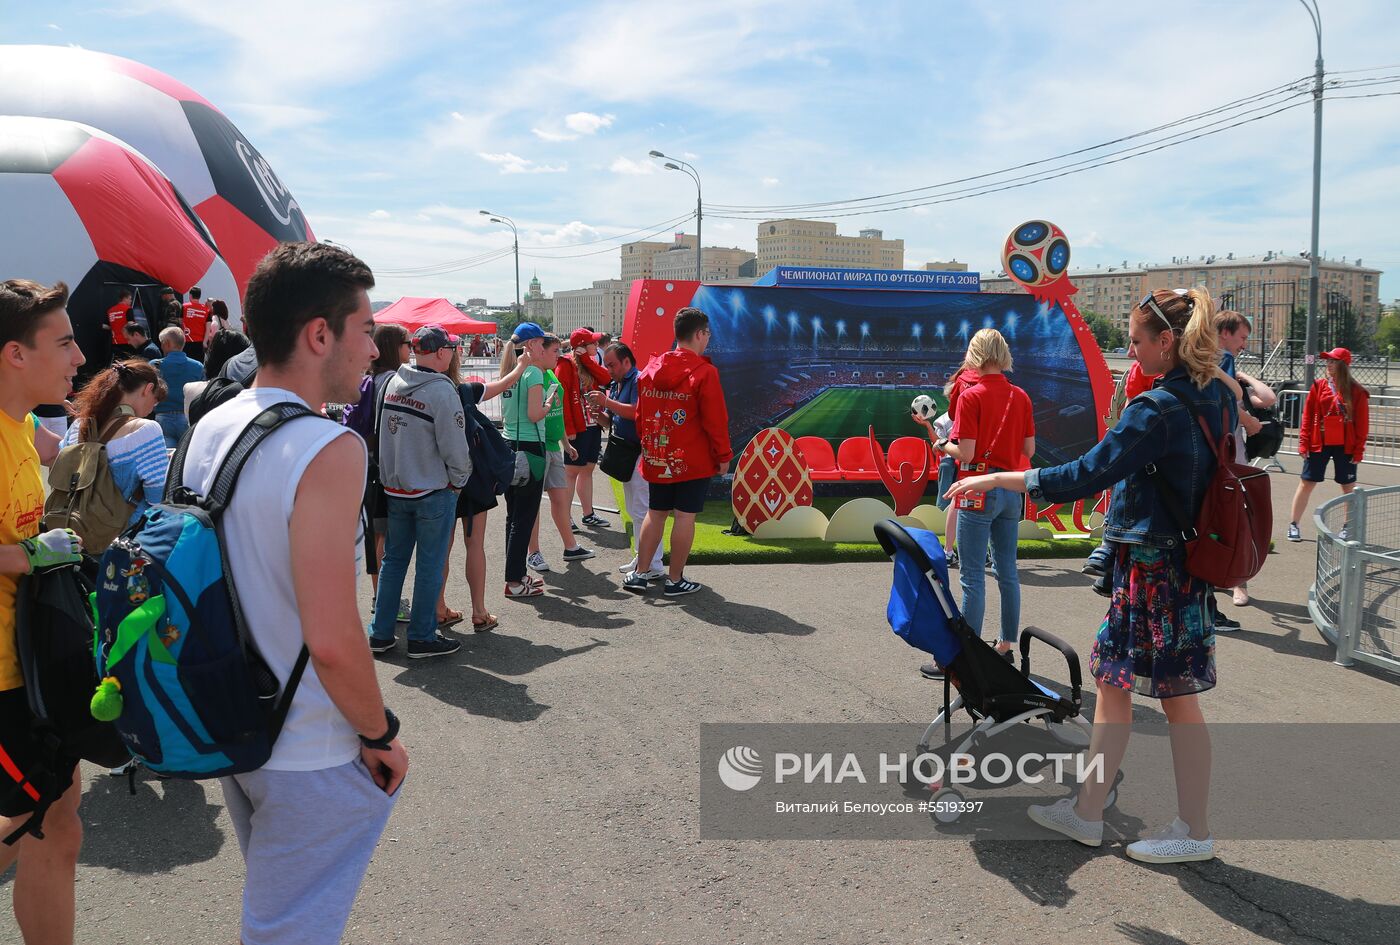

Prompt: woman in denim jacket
[{"left": 947, "top": 287, "right": 1235, "bottom": 865}]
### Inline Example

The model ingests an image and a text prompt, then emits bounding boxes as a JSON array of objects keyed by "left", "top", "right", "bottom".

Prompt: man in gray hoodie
[{"left": 369, "top": 325, "right": 471, "bottom": 658}]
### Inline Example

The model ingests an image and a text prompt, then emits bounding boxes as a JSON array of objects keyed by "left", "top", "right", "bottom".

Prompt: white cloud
[
  {"left": 533, "top": 221, "right": 603, "bottom": 245},
  {"left": 478, "top": 152, "right": 567, "bottom": 175},
  {"left": 610, "top": 157, "right": 655, "bottom": 175},
  {"left": 47, "top": 23, "right": 61, "bottom": 30},
  {"left": 564, "top": 111, "right": 614, "bottom": 135},
  {"left": 532, "top": 127, "right": 577, "bottom": 142},
  {"left": 761, "top": 177, "right": 780, "bottom": 187},
  {"left": 369, "top": 209, "right": 391, "bottom": 219}
]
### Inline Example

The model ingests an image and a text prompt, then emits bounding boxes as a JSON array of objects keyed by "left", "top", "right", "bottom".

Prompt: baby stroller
[{"left": 875, "top": 519, "right": 1122, "bottom": 823}]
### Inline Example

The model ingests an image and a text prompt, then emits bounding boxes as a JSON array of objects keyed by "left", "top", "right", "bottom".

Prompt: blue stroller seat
[{"left": 875, "top": 520, "right": 1119, "bottom": 821}]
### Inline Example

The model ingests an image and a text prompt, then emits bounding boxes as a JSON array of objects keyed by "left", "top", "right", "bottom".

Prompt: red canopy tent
[{"left": 373, "top": 297, "right": 497, "bottom": 335}]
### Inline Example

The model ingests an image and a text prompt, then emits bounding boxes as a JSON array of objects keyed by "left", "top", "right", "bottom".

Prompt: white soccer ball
[{"left": 910, "top": 394, "right": 938, "bottom": 420}]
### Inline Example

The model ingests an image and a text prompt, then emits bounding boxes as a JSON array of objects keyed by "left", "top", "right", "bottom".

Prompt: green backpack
[{"left": 42, "top": 407, "right": 138, "bottom": 553}]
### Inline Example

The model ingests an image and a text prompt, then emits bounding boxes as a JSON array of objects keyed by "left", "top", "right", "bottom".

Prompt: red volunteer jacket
[
  {"left": 555, "top": 353, "right": 611, "bottom": 438},
  {"left": 636, "top": 348, "right": 732, "bottom": 483},
  {"left": 1299, "top": 377, "right": 1370, "bottom": 461}
]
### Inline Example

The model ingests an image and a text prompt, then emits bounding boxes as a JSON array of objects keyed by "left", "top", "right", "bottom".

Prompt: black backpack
[
  {"left": 459, "top": 384, "right": 516, "bottom": 514},
  {"left": 6, "top": 562, "right": 131, "bottom": 843}
]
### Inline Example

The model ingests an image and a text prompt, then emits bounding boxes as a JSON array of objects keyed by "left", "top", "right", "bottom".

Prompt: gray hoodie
[{"left": 378, "top": 365, "right": 471, "bottom": 497}]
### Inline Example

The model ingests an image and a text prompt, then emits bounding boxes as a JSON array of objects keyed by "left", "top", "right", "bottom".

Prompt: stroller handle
[
  {"left": 873, "top": 519, "right": 931, "bottom": 568},
  {"left": 1019, "top": 625, "right": 1083, "bottom": 710}
]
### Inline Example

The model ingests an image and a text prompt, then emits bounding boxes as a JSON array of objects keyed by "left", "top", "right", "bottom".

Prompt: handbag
[
  {"left": 1322, "top": 413, "right": 1345, "bottom": 447},
  {"left": 599, "top": 434, "right": 641, "bottom": 482}
]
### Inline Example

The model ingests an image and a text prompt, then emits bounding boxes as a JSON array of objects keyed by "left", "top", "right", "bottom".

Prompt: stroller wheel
[{"left": 930, "top": 787, "right": 964, "bottom": 824}]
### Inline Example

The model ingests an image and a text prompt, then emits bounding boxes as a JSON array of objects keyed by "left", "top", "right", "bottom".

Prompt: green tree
[
  {"left": 1082, "top": 310, "right": 1126, "bottom": 351},
  {"left": 1376, "top": 313, "right": 1400, "bottom": 358}
]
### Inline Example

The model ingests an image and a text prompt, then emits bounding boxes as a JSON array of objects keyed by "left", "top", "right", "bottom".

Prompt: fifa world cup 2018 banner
[{"left": 622, "top": 278, "right": 1114, "bottom": 479}]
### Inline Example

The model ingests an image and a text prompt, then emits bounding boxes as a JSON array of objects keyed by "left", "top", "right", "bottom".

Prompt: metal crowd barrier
[
  {"left": 1309, "top": 485, "right": 1400, "bottom": 676},
  {"left": 1277, "top": 389, "right": 1400, "bottom": 469}
]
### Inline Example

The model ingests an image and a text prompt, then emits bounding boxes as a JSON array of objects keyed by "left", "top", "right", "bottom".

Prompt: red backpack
[{"left": 1146, "top": 388, "right": 1273, "bottom": 587}]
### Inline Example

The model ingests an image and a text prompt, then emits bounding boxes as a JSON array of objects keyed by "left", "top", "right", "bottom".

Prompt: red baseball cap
[
  {"left": 569, "top": 327, "right": 603, "bottom": 348},
  {"left": 1319, "top": 347, "right": 1352, "bottom": 366}
]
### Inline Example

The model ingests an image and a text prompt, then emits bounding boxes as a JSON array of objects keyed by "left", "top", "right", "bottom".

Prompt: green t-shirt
[
  {"left": 503, "top": 364, "right": 544, "bottom": 443},
  {"left": 543, "top": 369, "right": 565, "bottom": 450}
]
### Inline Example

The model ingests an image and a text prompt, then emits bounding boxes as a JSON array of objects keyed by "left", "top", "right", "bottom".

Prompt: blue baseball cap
[{"left": 512, "top": 322, "right": 545, "bottom": 342}]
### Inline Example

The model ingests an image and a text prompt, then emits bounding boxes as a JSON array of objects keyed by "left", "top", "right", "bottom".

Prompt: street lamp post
[
  {"left": 649, "top": 150, "right": 702, "bottom": 282},
  {"left": 479, "top": 210, "right": 521, "bottom": 317},
  {"left": 1299, "top": 0, "right": 1324, "bottom": 386}
]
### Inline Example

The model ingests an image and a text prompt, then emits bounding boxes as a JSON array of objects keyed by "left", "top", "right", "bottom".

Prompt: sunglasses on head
[{"left": 1139, "top": 289, "right": 1191, "bottom": 331}]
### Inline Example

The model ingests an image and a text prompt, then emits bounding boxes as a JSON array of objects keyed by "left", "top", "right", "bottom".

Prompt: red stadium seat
[
  {"left": 795, "top": 436, "right": 841, "bottom": 481},
  {"left": 836, "top": 437, "right": 882, "bottom": 481},
  {"left": 886, "top": 436, "right": 931, "bottom": 473}
]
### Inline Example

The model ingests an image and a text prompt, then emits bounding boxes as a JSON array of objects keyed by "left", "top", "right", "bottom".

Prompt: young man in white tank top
[{"left": 182, "top": 242, "right": 408, "bottom": 945}]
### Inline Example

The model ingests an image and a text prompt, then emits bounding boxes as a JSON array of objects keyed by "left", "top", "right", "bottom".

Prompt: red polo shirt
[
  {"left": 182, "top": 300, "right": 211, "bottom": 342},
  {"left": 106, "top": 302, "right": 130, "bottom": 345},
  {"left": 952, "top": 373, "right": 1035, "bottom": 472},
  {"left": 946, "top": 367, "right": 981, "bottom": 420}
]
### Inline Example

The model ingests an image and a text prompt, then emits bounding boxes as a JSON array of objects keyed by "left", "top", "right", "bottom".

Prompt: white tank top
[{"left": 182, "top": 387, "right": 364, "bottom": 771}]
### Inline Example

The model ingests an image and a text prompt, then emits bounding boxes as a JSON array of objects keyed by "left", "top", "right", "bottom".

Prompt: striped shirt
[{"left": 61, "top": 417, "right": 169, "bottom": 524}]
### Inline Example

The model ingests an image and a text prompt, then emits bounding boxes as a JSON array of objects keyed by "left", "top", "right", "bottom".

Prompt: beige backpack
[{"left": 42, "top": 406, "right": 138, "bottom": 553}]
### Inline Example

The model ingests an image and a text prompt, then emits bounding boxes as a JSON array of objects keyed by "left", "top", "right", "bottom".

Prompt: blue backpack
[
  {"left": 92, "top": 403, "right": 313, "bottom": 778},
  {"left": 459, "top": 383, "right": 515, "bottom": 513}
]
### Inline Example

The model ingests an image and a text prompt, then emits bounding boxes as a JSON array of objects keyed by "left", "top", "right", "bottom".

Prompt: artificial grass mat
[{"left": 608, "top": 482, "right": 1097, "bottom": 565}]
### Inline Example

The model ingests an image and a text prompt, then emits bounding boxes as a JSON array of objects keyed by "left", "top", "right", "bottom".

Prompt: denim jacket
[{"left": 1025, "top": 367, "right": 1235, "bottom": 549}]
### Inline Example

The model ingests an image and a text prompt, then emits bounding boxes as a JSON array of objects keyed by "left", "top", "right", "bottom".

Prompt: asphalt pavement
[{"left": 7, "top": 462, "right": 1399, "bottom": 945}]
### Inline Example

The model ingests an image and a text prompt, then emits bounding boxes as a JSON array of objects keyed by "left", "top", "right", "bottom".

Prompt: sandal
[
  {"left": 504, "top": 581, "right": 543, "bottom": 599},
  {"left": 472, "top": 614, "right": 499, "bottom": 633},
  {"left": 437, "top": 608, "right": 464, "bottom": 629}
]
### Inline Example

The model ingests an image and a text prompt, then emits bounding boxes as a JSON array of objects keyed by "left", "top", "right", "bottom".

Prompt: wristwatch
[
  {"left": 358, "top": 708, "right": 400, "bottom": 750},
  {"left": 935, "top": 438, "right": 949, "bottom": 452}
]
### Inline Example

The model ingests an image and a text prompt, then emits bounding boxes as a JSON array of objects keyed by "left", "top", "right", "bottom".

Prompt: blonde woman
[{"left": 948, "top": 288, "right": 1233, "bottom": 864}]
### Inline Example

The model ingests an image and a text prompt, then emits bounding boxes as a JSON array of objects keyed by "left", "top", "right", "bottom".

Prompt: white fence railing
[
  {"left": 1277, "top": 389, "right": 1400, "bottom": 469},
  {"left": 1310, "top": 486, "right": 1400, "bottom": 676}
]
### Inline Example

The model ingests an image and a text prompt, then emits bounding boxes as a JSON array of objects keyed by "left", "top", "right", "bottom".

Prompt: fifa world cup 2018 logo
[{"left": 1001, "top": 220, "right": 1070, "bottom": 290}]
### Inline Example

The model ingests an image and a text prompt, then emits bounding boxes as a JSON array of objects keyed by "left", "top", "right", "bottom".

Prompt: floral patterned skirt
[{"left": 1090, "top": 543, "right": 1216, "bottom": 699}]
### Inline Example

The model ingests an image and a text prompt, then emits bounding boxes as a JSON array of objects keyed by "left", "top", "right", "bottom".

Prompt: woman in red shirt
[
  {"left": 939, "top": 329, "right": 1035, "bottom": 658},
  {"left": 556, "top": 328, "right": 613, "bottom": 528},
  {"left": 1288, "top": 347, "right": 1369, "bottom": 541}
]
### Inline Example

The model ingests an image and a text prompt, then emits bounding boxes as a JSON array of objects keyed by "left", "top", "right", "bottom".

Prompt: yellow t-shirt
[{"left": 0, "top": 410, "right": 44, "bottom": 690}]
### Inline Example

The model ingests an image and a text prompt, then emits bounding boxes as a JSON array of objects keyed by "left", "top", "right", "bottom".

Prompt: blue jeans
[
  {"left": 371, "top": 490, "right": 458, "bottom": 643},
  {"left": 956, "top": 486, "right": 1022, "bottom": 644},
  {"left": 155, "top": 411, "right": 187, "bottom": 449}
]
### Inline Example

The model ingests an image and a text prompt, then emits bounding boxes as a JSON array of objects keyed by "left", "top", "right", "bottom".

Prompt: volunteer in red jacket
[
  {"left": 939, "top": 328, "right": 1035, "bottom": 659},
  {"left": 107, "top": 287, "right": 133, "bottom": 360},
  {"left": 557, "top": 327, "right": 613, "bottom": 530},
  {"left": 623, "top": 307, "right": 731, "bottom": 597},
  {"left": 1288, "top": 347, "right": 1369, "bottom": 542},
  {"left": 180, "top": 285, "right": 213, "bottom": 362}
]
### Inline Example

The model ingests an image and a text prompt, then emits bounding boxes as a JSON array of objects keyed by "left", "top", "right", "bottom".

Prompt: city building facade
[
  {"left": 621, "top": 234, "right": 697, "bottom": 282},
  {"left": 755, "top": 219, "right": 904, "bottom": 272},
  {"left": 553, "top": 278, "right": 630, "bottom": 338},
  {"left": 651, "top": 245, "right": 757, "bottom": 283},
  {"left": 523, "top": 273, "right": 553, "bottom": 327}
]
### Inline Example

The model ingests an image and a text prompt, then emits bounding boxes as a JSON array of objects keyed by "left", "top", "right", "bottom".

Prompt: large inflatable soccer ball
[
  {"left": 1001, "top": 220, "right": 1070, "bottom": 290},
  {"left": 0, "top": 115, "right": 241, "bottom": 371},
  {"left": 0, "top": 45, "right": 315, "bottom": 295}
]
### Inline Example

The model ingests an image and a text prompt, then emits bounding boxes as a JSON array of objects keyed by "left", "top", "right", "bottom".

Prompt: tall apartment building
[
  {"left": 651, "top": 245, "right": 757, "bottom": 283},
  {"left": 621, "top": 234, "right": 698, "bottom": 282},
  {"left": 553, "top": 279, "right": 630, "bottom": 338},
  {"left": 755, "top": 219, "right": 903, "bottom": 273},
  {"left": 982, "top": 252, "right": 1383, "bottom": 350}
]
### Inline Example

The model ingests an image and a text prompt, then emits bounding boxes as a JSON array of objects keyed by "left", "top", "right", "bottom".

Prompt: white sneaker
[
  {"left": 527, "top": 552, "right": 551, "bottom": 573},
  {"left": 619, "top": 557, "right": 638, "bottom": 573},
  {"left": 633, "top": 569, "right": 666, "bottom": 582},
  {"left": 1027, "top": 796, "right": 1103, "bottom": 847},
  {"left": 1125, "top": 817, "right": 1215, "bottom": 863}
]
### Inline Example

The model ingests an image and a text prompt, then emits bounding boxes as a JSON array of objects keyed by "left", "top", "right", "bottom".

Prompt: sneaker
[
  {"left": 919, "top": 661, "right": 944, "bottom": 679},
  {"left": 570, "top": 520, "right": 580, "bottom": 533},
  {"left": 1231, "top": 585, "right": 1250, "bottom": 607},
  {"left": 622, "top": 571, "right": 651, "bottom": 593},
  {"left": 109, "top": 758, "right": 139, "bottom": 777},
  {"left": 407, "top": 635, "right": 462, "bottom": 659},
  {"left": 527, "top": 551, "right": 552, "bottom": 573},
  {"left": 999, "top": 648, "right": 1014, "bottom": 663},
  {"left": 664, "top": 577, "right": 702, "bottom": 597},
  {"left": 504, "top": 581, "right": 544, "bottom": 598},
  {"left": 633, "top": 568, "right": 666, "bottom": 582},
  {"left": 1125, "top": 817, "right": 1215, "bottom": 864},
  {"left": 1027, "top": 796, "right": 1104, "bottom": 847},
  {"left": 1082, "top": 545, "right": 1111, "bottom": 577},
  {"left": 1091, "top": 569, "right": 1112, "bottom": 599},
  {"left": 1214, "top": 613, "right": 1241, "bottom": 633},
  {"left": 562, "top": 546, "right": 595, "bottom": 562},
  {"left": 581, "top": 513, "right": 609, "bottom": 528},
  {"left": 619, "top": 556, "right": 638, "bottom": 573},
  {"left": 396, "top": 597, "right": 411, "bottom": 622},
  {"left": 945, "top": 548, "right": 959, "bottom": 569},
  {"left": 1339, "top": 522, "right": 1351, "bottom": 542},
  {"left": 1287, "top": 522, "right": 1301, "bottom": 542},
  {"left": 368, "top": 635, "right": 398, "bottom": 654}
]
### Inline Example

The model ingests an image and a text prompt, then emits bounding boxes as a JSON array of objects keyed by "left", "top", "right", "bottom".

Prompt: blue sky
[{"left": 6, "top": 1, "right": 1399, "bottom": 306}]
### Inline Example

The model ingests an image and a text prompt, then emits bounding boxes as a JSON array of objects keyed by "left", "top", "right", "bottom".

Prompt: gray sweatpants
[{"left": 222, "top": 759, "right": 398, "bottom": 945}]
